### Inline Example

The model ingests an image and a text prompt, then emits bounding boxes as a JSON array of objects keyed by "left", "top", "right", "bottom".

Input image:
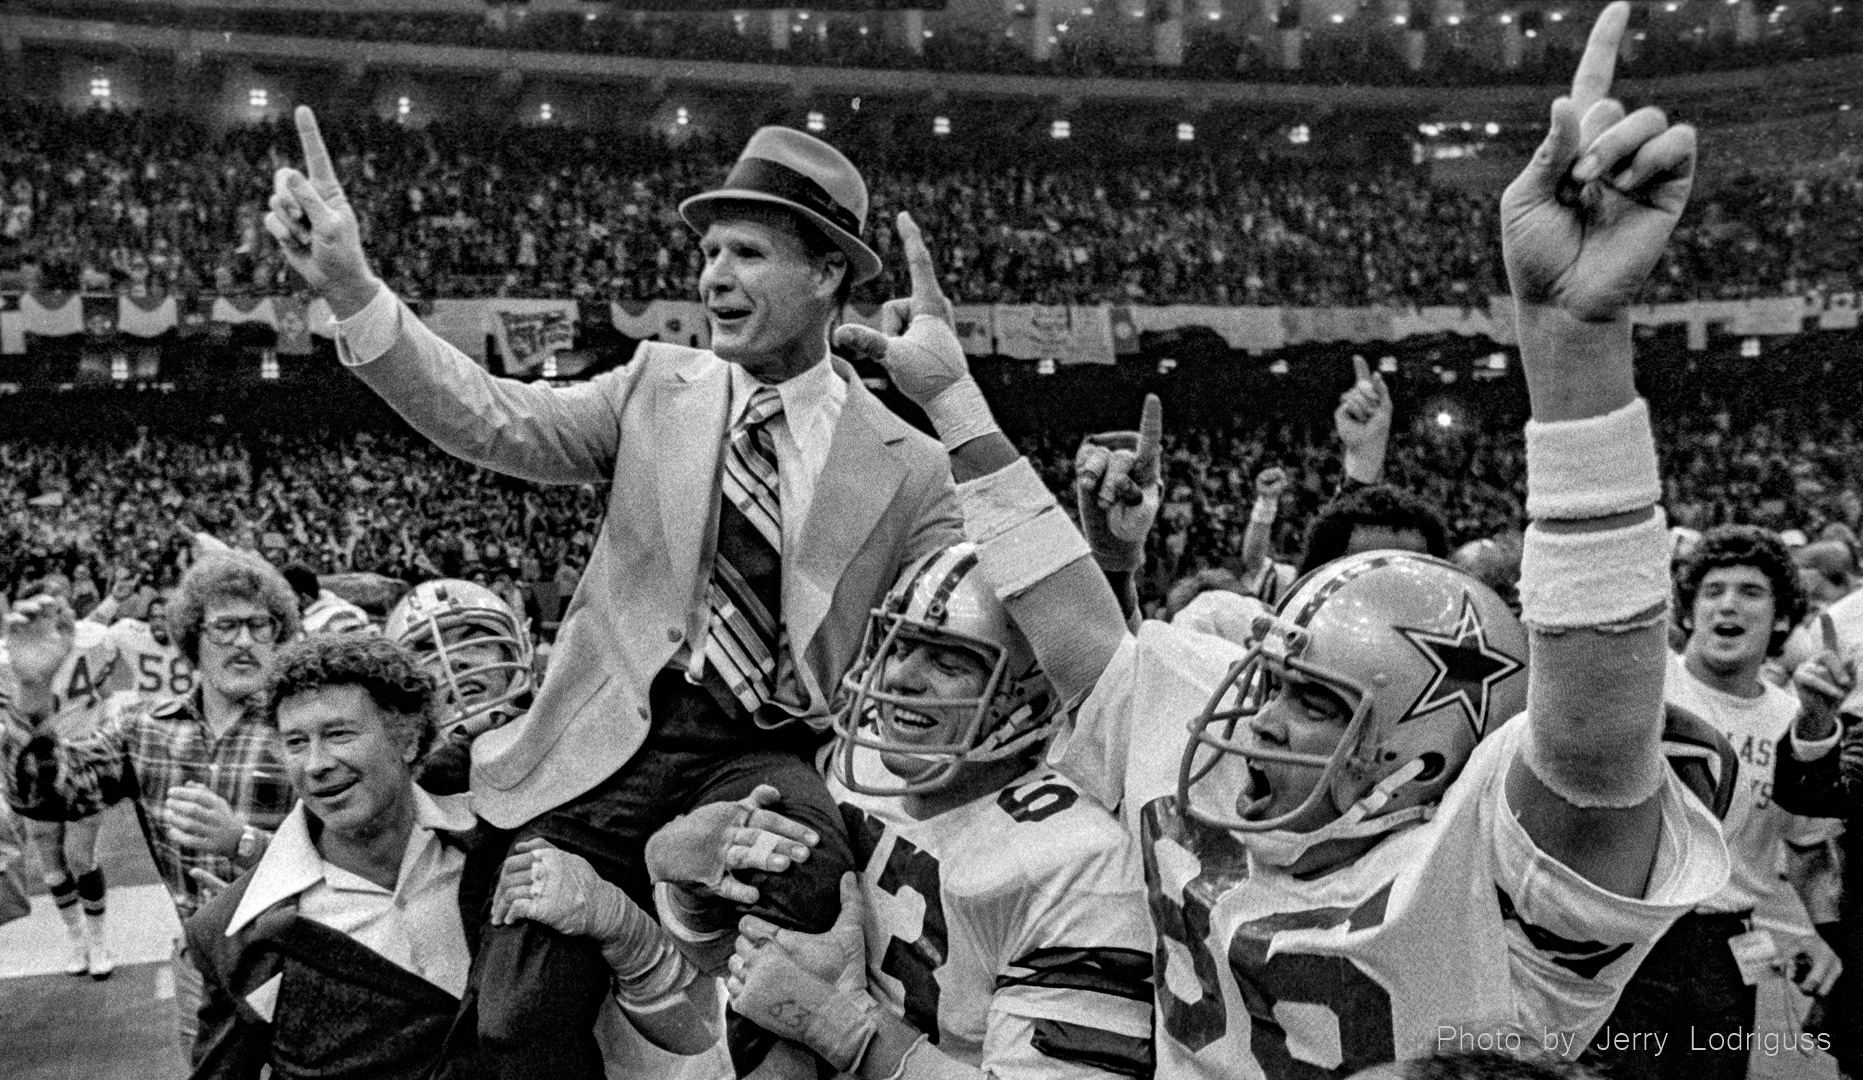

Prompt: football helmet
[
  {"left": 386, "top": 579, "right": 533, "bottom": 737},
  {"left": 1181, "top": 550, "right": 1527, "bottom": 866},
  {"left": 832, "top": 543, "right": 1059, "bottom": 796}
]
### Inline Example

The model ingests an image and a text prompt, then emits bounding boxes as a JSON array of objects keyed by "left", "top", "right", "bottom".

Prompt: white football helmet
[
  {"left": 832, "top": 544, "right": 1059, "bottom": 796},
  {"left": 1181, "top": 550, "right": 1528, "bottom": 866},
  {"left": 386, "top": 579, "right": 533, "bottom": 737}
]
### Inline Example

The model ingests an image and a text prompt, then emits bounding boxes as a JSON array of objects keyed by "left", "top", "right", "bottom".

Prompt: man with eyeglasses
[{"left": 4, "top": 550, "right": 303, "bottom": 1066}]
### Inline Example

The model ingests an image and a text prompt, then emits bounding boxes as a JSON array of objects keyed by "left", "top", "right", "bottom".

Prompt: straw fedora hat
[{"left": 679, "top": 126, "right": 883, "bottom": 285}]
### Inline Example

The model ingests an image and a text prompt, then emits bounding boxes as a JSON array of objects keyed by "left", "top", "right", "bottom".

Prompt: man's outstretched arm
[
  {"left": 266, "top": 106, "right": 624, "bottom": 486},
  {"left": 1498, "top": 2, "right": 1699, "bottom": 897}
]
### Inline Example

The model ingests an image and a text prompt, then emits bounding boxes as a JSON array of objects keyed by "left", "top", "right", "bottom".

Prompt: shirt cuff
[
  {"left": 333, "top": 283, "right": 399, "bottom": 368},
  {"left": 1790, "top": 723, "right": 1842, "bottom": 761}
]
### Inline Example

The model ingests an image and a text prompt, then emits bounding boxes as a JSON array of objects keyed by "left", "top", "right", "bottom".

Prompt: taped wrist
[
  {"left": 957, "top": 458, "right": 1091, "bottom": 597},
  {"left": 594, "top": 884, "right": 698, "bottom": 1005},
  {"left": 924, "top": 374, "right": 1001, "bottom": 452},
  {"left": 652, "top": 882, "right": 737, "bottom": 976},
  {"left": 1249, "top": 499, "right": 1278, "bottom": 526},
  {"left": 1523, "top": 399, "right": 1661, "bottom": 520}
]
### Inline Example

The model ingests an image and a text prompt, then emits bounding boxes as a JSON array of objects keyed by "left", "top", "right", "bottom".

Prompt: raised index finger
[
  {"left": 1133, "top": 393, "right": 1163, "bottom": 486},
  {"left": 295, "top": 106, "right": 340, "bottom": 192},
  {"left": 1570, "top": 2, "right": 1628, "bottom": 115},
  {"left": 896, "top": 212, "right": 945, "bottom": 307}
]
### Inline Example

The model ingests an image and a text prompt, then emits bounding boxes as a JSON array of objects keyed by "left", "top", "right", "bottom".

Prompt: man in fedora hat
[{"left": 265, "top": 110, "right": 983, "bottom": 1077}]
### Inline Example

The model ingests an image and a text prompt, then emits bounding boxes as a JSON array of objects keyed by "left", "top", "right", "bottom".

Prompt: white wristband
[
  {"left": 1524, "top": 399, "right": 1662, "bottom": 520},
  {"left": 923, "top": 377, "right": 1001, "bottom": 452},
  {"left": 957, "top": 459, "right": 1092, "bottom": 597},
  {"left": 1249, "top": 500, "right": 1278, "bottom": 526},
  {"left": 1518, "top": 510, "right": 1672, "bottom": 632}
]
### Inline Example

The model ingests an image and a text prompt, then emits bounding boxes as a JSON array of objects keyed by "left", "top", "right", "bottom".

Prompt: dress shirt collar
[
  {"left": 728, "top": 350, "right": 843, "bottom": 430},
  {"left": 225, "top": 786, "right": 473, "bottom": 937}
]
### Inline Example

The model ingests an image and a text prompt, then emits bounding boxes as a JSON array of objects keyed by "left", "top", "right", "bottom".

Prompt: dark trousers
[
  {"left": 471, "top": 669, "right": 855, "bottom": 1080},
  {"left": 1581, "top": 910, "right": 1756, "bottom": 1080}
]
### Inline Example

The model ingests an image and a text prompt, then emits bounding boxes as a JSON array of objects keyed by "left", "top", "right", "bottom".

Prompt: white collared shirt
[{"left": 225, "top": 787, "right": 475, "bottom": 999}]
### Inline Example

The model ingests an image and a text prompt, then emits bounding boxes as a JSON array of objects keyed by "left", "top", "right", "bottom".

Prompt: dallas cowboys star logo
[{"left": 1395, "top": 595, "right": 1524, "bottom": 738}]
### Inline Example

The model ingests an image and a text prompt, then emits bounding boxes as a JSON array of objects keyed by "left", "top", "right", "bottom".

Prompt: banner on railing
[{"left": 1, "top": 291, "right": 1852, "bottom": 360}]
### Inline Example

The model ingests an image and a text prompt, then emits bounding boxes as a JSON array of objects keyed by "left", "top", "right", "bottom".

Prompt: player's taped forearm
[
  {"left": 651, "top": 881, "right": 738, "bottom": 976},
  {"left": 599, "top": 893, "right": 703, "bottom": 1009},
  {"left": 1517, "top": 397, "right": 1669, "bottom": 808},
  {"left": 956, "top": 458, "right": 1091, "bottom": 598}
]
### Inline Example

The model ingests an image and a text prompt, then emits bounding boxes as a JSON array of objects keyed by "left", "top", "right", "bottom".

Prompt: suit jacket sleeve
[
  {"left": 1773, "top": 727, "right": 1863, "bottom": 819},
  {"left": 900, "top": 453, "right": 964, "bottom": 566},
  {"left": 185, "top": 914, "right": 272, "bottom": 1080},
  {"left": 344, "top": 293, "right": 640, "bottom": 486}
]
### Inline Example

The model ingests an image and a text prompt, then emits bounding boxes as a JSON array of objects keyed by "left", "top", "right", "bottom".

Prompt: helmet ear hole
[{"left": 1414, "top": 752, "right": 1446, "bottom": 784}]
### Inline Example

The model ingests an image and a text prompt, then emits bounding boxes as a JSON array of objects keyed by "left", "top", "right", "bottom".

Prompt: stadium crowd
[
  {"left": 4, "top": 105, "right": 1863, "bottom": 308},
  {"left": 16, "top": 0, "right": 1863, "bottom": 87},
  {"left": 5, "top": 7, "right": 1863, "bottom": 1080},
  {"left": 7, "top": 390, "right": 1862, "bottom": 625}
]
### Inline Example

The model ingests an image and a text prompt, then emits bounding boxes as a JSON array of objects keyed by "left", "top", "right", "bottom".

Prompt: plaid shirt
[{"left": 49, "top": 689, "right": 293, "bottom": 920}]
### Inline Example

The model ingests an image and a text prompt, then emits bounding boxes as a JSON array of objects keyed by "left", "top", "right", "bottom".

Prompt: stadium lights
[
  {"left": 1435, "top": 410, "right": 1454, "bottom": 429},
  {"left": 807, "top": 111, "right": 826, "bottom": 133},
  {"left": 1158, "top": 358, "right": 1177, "bottom": 374},
  {"left": 1037, "top": 358, "right": 1057, "bottom": 375},
  {"left": 90, "top": 77, "right": 111, "bottom": 100},
  {"left": 1052, "top": 119, "right": 1072, "bottom": 139},
  {"left": 1487, "top": 353, "right": 1508, "bottom": 371},
  {"left": 112, "top": 355, "right": 129, "bottom": 383},
  {"left": 1379, "top": 356, "right": 1398, "bottom": 373},
  {"left": 540, "top": 103, "right": 553, "bottom": 121},
  {"left": 1548, "top": 11, "right": 1564, "bottom": 21},
  {"left": 1269, "top": 359, "right": 1290, "bottom": 376},
  {"left": 676, "top": 106, "right": 690, "bottom": 126},
  {"left": 261, "top": 351, "right": 280, "bottom": 381},
  {"left": 1178, "top": 122, "right": 1195, "bottom": 142},
  {"left": 1288, "top": 124, "right": 1310, "bottom": 144},
  {"left": 1485, "top": 122, "right": 1500, "bottom": 135},
  {"left": 249, "top": 88, "right": 268, "bottom": 108},
  {"left": 397, "top": 96, "right": 411, "bottom": 117},
  {"left": 1741, "top": 337, "right": 1762, "bottom": 358},
  {"left": 933, "top": 115, "right": 951, "bottom": 135},
  {"left": 1498, "top": 13, "right": 1513, "bottom": 25}
]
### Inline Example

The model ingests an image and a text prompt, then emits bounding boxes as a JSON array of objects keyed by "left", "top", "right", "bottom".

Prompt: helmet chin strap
[{"left": 1240, "top": 757, "right": 1433, "bottom": 868}]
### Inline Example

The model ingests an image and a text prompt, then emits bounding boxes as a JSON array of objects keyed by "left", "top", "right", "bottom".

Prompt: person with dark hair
[
  {"left": 1297, "top": 482, "right": 1450, "bottom": 576},
  {"left": 186, "top": 634, "right": 798, "bottom": 1080},
  {"left": 1584, "top": 525, "right": 1837, "bottom": 1080},
  {"left": 268, "top": 108, "right": 964, "bottom": 1078},
  {"left": 5, "top": 550, "right": 301, "bottom": 1062}
]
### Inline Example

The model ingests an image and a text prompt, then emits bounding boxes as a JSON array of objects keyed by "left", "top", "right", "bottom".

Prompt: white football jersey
[
  {"left": 107, "top": 618, "right": 195, "bottom": 703},
  {"left": 1057, "top": 620, "right": 1729, "bottom": 1080},
  {"left": 832, "top": 749, "right": 1155, "bottom": 1080},
  {"left": 44, "top": 621, "right": 129, "bottom": 739}
]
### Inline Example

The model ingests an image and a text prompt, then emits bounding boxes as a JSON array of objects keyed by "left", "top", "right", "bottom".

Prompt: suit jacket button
[
  {"left": 666, "top": 628, "right": 682, "bottom": 643},
  {"left": 637, "top": 706, "right": 650, "bottom": 720}
]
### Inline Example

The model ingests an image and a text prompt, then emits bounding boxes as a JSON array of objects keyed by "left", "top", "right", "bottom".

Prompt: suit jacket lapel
[
  {"left": 653, "top": 358, "right": 732, "bottom": 598},
  {"left": 787, "top": 375, "right": 905, "bottom": 693}
]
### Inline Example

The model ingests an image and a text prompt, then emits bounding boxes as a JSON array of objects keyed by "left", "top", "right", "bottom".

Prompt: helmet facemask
[
  {"left": 1180, "top": 613, "right": 1445, "bottom": 868},
  {"left": 832, "top": 550, "right": 1058, "bottom": 799},
  {"left": 390, "top": 585, "right": 534, "bottom": 739}
]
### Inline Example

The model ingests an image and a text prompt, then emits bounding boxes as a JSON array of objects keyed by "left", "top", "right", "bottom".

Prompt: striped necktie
[{"left": 704, "top": 385, "right": 785, "bottom": 716}]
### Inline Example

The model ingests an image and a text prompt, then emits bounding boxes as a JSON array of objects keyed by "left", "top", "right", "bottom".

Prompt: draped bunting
[{"left": 0, "top": 292, "right": 1849, "bottom": 359}]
